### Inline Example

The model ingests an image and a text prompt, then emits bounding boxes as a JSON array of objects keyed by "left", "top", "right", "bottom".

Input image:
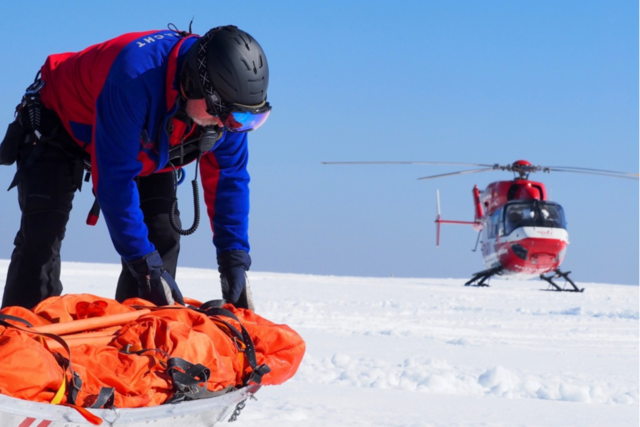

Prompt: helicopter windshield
[{"left": 504, "top": 201, "right": 566, "bottom": 235}]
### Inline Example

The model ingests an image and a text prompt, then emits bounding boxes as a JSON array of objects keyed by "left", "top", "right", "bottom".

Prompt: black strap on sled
[
  {"left": 89, "top": 386, "right": 115, "bottom": 409},
  {"left": 199, "top": 304, "right": 271, "bottom": 386},
  {"left": 130, "top": 302, "right": 271, "bottom": 386},
  {"left": 119, "top": 345, "right": 172, "bottom": 368},
  {"left": 0, "top": 313, "right": 34, "bottom": 328},
  {"left": 117, "top": 343, "right": 233, "bottom": 403},
  {"left": 165, "top": 357, "right": 234, "bottom": 403}
]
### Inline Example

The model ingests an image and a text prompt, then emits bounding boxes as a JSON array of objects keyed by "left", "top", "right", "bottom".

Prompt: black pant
[
  {"left": 2, "top": 135, "right": 181, "bottom": 309},
  {"left": 115, "top": 173, "right": 181, "bottom": 302}
]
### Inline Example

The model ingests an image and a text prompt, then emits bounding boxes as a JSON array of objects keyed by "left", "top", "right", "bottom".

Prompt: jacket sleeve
[
  {"left": 93, "top": 80, "right": 155, "bottom": 261},
  {"left": 200, "top": 131, "right": 250, "bottom": 255}
]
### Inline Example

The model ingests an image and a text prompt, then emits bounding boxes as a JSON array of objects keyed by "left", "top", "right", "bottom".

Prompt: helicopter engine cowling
[{"left": 481, "top": 180, "right": 547, "bottom": 216}]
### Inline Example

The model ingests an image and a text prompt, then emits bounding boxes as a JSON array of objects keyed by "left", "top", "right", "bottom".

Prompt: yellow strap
[{"left": 51, "top": 374, "right": 66, "bottom": 404}]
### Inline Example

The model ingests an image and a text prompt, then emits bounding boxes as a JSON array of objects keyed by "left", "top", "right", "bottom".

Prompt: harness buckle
[{"left": 25, "top": 79, "right": 45, "bottom": 96}]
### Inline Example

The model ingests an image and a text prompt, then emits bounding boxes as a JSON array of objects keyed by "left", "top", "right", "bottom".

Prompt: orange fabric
[
  {"left": 222, "top": 305, "right": 307, "bottom": 385},
  {"left": 111, "top": 309, "right": 239, "bottom": 392},
  {"left": 1, "top": 305, "right": 53, "bottom": 327},
  {"left": 0, "top": 328, "right": 64, "bottom": 403},
  {"left": 47, "top": 334, "right": 115, "bottom": 350},
  {"left": 0, "top": 294, "right": 305, "bottom": 408},
  {"left": 34, "top": 294, "right": 136, "bottom": 322},
  {"left": 69, "top": 345, "right": 171, "bottom": 408}
]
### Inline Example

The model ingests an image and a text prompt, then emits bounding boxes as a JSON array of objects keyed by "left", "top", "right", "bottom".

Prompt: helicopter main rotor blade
[
  {"left": 417, "top": 168, "right": 495, "bottom": 180},
  {"left": 547, "top": 168, "right": 639, "bottom": 180},
  {"left": 321, "top": 160, "right": 639, "bottom": 180},
  {"left": 321, "top": 161, "right": 495, "bottom": 167},
  {"left": 546, "top": 166, "right": 638, "bottom": 177}
]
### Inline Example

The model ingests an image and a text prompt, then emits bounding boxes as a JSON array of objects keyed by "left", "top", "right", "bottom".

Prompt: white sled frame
[{"left": 0, "top": 384, "right": 260, "bottom": 427}]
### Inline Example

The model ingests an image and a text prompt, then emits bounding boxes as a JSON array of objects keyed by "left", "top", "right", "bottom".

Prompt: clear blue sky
[{"left": 0, "top": 1, "right": 637, "bottom": 285}]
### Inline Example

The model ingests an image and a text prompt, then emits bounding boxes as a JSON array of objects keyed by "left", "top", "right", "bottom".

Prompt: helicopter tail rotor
[
  {"left": 436, "top": 190, "right": 441, "bottom": 246},
  {"left": 434, "top": 189, "right": 479, "bottom": 247}
]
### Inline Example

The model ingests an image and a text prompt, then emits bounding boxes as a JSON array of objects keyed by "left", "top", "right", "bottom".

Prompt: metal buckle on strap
[{"left": 25, "top": 79, "right": 44, "bottom": 96}]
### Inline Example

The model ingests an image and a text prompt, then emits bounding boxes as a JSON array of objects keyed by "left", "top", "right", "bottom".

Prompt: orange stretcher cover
[{"left": 0, "top": 294, "right": 305, "bottom": 408}]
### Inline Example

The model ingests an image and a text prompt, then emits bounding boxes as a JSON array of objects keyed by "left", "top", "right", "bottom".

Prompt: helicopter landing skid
[
  {"left": 464, "top": 267, "right": 503, "bottom": 287},
  {"left": 539, "top": 270, "right": 584, "bottom": 292}
]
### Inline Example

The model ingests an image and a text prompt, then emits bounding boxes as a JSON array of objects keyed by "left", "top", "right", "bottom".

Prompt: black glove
[
  {"left": 218, "top": 250, "right": 253, "bottom": 309},
  {"left": 126, "top": 251, "right": 185, "bottom": 306}
]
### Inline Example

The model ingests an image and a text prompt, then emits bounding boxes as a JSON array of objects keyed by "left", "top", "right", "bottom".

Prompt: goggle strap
[{"left": 196, "top": 29, "right": 226, "bottom": 114}]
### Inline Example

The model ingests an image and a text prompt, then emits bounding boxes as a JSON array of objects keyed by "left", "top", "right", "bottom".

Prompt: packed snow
[{"left": 0, "top": 260, "right": 637, "bottom": 426}]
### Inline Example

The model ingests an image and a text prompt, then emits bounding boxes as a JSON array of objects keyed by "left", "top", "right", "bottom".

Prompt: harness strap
[
  {"left": 8, "top": 77, "right": 59, "bottom": 191},
  {"left": 7, "top": 130, "right": 57, "bottom": 191},
  {"left": 86, "top": 194, "right": 101, "bottom": 226}
]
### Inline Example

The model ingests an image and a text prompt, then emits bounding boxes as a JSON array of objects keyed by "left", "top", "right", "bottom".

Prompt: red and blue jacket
[{"left": 39, "top": 30, "right": 250, "bottom": 261}]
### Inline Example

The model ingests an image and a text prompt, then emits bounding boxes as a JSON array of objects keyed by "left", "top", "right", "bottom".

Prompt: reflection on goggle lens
[
  {"left": 204, "top": 95, "right": 272, "bottom": 132},
  {"left": 223, "top": 109, "right": 271, "bottom": 132}
]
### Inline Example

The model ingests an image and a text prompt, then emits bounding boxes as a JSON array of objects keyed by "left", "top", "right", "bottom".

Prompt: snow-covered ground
[{"left": 0, "top": 260, "right": 637, "bottom": 427}]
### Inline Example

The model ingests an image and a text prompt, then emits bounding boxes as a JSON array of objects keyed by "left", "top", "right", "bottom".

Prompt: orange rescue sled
[{"left": 0, "top": 294, "right": 305, "bottom": 426}]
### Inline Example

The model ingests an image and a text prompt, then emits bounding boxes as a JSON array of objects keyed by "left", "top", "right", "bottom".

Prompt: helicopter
[{"left": 322, "top": 160, "right": 638, "bottom": 292}]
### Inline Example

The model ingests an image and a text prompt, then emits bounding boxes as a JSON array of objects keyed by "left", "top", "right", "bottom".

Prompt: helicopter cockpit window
[{"left": 504, "top": 202, "right": 566, "bottom": 234}]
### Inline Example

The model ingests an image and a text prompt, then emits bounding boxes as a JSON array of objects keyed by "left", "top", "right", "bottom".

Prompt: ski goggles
[
  {"left": 205, "top": 92, "right": 271, "bottom": 132},
  {"left": 215, "top": 100, "right": 272, "bottom": 133}
]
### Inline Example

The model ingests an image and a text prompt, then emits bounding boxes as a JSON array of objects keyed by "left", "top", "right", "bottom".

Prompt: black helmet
[{"left": 182, "top": 25, "right": 269, "bottom": 109}]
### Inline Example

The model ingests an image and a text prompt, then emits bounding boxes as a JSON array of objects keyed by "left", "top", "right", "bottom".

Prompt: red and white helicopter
[{"left": 323, "top": 160, "right": 638, "bottom": 292}]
